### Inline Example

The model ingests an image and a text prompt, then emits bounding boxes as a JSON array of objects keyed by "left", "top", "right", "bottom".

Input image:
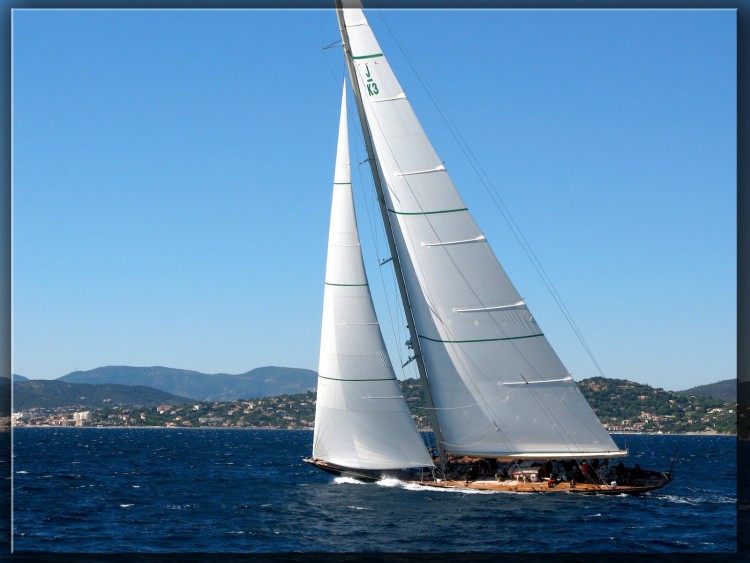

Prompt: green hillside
[
  {"left": 11, "top": 369, "right": 739, "bottom": 435},
  {"left": 14, "top": 380, "right": 196, "bottom": 411},
  {"left": 579, "top": 377, "right": 736, "bottom": 434},
  {"left": 677, "top": 379, "right": 736, "bottom": 401}
]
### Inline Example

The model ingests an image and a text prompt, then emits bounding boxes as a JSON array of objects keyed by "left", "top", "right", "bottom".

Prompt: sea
[{"left": 5, "top": 428, "right": 742, "bottom": 556}]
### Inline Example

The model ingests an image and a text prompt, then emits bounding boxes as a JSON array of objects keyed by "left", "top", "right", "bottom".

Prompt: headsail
[
  {"left": 311, "top": 83, "right": 433, "bottom": 470},
  {"left": 337, "top": 4, "right": 626, "bottom": 460}
]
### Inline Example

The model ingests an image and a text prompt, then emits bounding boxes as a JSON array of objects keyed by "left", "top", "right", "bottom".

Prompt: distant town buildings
[{"left": 7, "top": 382, "right": 739, "bottom": 435}]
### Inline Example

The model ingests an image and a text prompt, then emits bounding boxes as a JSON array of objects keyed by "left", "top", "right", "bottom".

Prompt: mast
[{"left": 335, "top": 1, "right": 447, "bottom": 465}]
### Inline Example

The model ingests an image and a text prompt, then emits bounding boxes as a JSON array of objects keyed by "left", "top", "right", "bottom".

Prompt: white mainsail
[
  {"left": 311, "top": 84, "right": 433, "bottom": 470},
  {"left": 338, "top": 5, "right": 626, "bottom": 460}
]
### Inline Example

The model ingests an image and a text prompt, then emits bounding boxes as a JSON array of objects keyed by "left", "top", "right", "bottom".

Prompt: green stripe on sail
[
  {"left": 418, "top": 333, "right": 544, "bottom": 344},
  {"left": 325, "top": 282, "right": 368, "bottom": 287},
  {"left": 333, "top": 182, "right": 352, "bottom": 185},
  {"left": 352, "top": 53, "right": 384, "bottom": 60},
  {"left": 317, "top": 374, "right": 397, "bottom": 382},
  {"left": 388, "top": 207, "right": 468, "bottom": 216}
]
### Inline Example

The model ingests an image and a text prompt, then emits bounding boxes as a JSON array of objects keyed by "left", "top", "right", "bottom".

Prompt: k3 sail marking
[{"left": 364, "top": 63, "right": 379, "bottom": 96}]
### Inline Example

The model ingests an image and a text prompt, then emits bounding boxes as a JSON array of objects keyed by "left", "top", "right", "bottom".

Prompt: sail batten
[
  {"left": 395, "top": 164, "right": 445, "bottom": 177},
  {"left": 372, "top": 93, "right": 406, "bottom": 103},
  {"left": 455, "top": 301, "right": 526, "bottom": 313},
  {"left": 423, "top": 236, "right": 486, "bottom": 247},
  {"left": 317, "top": 375, "right": 400, "bottom": 383},
  {"left": 388, "top": 207, "right": 468, "bottom": 216},
  {"left": 502, "top": 376, "right": 574, "bottom": 385}
]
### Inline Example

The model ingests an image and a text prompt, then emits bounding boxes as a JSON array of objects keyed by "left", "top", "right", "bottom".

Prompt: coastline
[{"left": 8, "top": 425, "right": 737, "bottom": 437}]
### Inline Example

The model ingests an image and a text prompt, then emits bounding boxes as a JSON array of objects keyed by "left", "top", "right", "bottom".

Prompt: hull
[
  {"left": 408, "top": 473, "right": 673, "bottom": 495},
  {"left": 306, "top": 457, "right": 673, "bottom": 495},
  {"left": 303, "top": 458, "right": 424, "bottom": 483},
  {"left": 412, "top": 462, "right": 673, "bottom": 494}
]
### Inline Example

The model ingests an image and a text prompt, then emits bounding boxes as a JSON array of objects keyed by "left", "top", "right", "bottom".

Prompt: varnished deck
[{"left": 407, "top": 476, "right": 671, "bottom": 495}]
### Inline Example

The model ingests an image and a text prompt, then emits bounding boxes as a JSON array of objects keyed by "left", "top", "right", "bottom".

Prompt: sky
[{"left": 11, "top": 7, "right": 736, "bottom": 391}]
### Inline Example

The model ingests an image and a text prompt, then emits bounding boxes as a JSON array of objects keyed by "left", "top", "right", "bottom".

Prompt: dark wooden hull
[
  {"left": 303, "top": 458, "right": 423, "bottom": 482},
  {"left": 305, "top": 457, "right": 673, "bottom": 495}
]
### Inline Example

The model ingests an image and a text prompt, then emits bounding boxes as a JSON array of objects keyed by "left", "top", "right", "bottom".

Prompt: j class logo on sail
[{"left": 362, "top": 63, "right": 379, "bottom": 96}]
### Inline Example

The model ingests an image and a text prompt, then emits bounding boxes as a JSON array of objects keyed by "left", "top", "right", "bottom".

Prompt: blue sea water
[{"left": 9, "top": 428, "right": 738, "bottom": 554}]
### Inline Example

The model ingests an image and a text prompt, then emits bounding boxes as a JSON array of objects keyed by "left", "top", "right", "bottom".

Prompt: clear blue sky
[{"left": 12, "top": 8, "right": 736, "bottom": 391}]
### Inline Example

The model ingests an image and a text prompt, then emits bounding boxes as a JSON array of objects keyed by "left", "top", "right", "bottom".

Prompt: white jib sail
[
  {"left": 341, "top": 6, "right": 625, "bottom": 459},
  {"left": 311, "top": 83, "right": 433, "bottom": 470}
]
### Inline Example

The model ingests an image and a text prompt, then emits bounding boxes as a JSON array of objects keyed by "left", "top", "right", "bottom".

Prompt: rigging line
[
  {"left": 440, "top": 414, "right": 519, "bottom": 453},
  {"left": 441, "top": 433, "right": 507, "bottom": 451},
  {"left": 324, "top": 42, "right": 417, "bottom": 370},
  {"left": 427, "top": 408, "right": 518, "bottom": 455},
  {"left": 377, "top": 11, "right": 607, "bottom": 380},
  {"left": 323, "top": 40, "right": 342, "bottom": 51},
  {"left": 355, "top": 23, "right": 601, "bottom": 462},
  {"left": 321, "top": 19, "right": 345, "bottom": 89},
  {"left": 348, "top": 59, "right": 506, "bottom": 353},
  {"left": 408, "top": 352, "right": 589, "bottom": 454},
  {"left": 357, "top": 155, "right": 412, "bottom": 373},
  {"left": 325, "top": 36, "right": 406, "bottom": 374},
  {"left": 325, "top": 55, "right": 402, "bottom": 362},
  {"left": 348, "top": 84, "right": 409, "bottom": 371},
  {"left": 552, "top": 384, "right": 624, "bottom": 453},
  {"left": 348, "top": 61, "right": 444, "bottom": 380},
  {"left": 523, "top": 379, "right": 593, "bottom": 455},
  {"left": 413, "top": 387, "right": 515, "bottom": 412},
  {"left": 347, "top": 55, "right": 559, "bottom": 412},
  {"left": 349, "top": 97, "right": 381, "bottom": 265},
  {"left": 345, "top": 28, "right": 547, "bottom": 386},
  {"left": 321, "top": 9, "right": 344, "bottom": 50},
  {"left": 633, "top": 432, "right": 658, "bottom": 458},
  {"left": 350, "top": 17, "right": 536, "bottom": 438},
  {"left": 341, "top": 24, "right": 446, "bottom": 454}
]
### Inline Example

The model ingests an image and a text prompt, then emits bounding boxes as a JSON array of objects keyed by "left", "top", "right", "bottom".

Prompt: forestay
[
  {"left": 312, "top": 84, "right": 433, "bottom": 470},
  {"left": 340, "top": 6, "right": 626, "bottom": 459}
]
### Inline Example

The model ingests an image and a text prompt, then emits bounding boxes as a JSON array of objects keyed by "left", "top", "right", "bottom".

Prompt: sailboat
[{"left": 306, "top": 2, "right": 673, "bottom": 494}]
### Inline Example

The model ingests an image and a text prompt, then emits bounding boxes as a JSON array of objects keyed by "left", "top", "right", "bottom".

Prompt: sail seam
[
  {"left": 418, "top": 333, "right": 544, "bottom": 344},
  {"left": 324, "top": 282, "right": 368, "bottom": 287},
  {"left": 388, "top": 207, "right": 468, "bottom": 216}
]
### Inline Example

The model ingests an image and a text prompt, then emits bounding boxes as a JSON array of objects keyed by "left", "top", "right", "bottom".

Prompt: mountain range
[
  {"left": 11, "top": 368, "right": 738, "bottom": 399},
  {"left": 13, "top": 380, "right": 196, "bottom": 411},
  {"left": 11, "top": 365, "right": 317, "bottom": 403}
]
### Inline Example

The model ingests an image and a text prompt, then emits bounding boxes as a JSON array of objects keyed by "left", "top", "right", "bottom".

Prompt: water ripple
[{"left": 8, "top": 429, "right": 738, "bottom": 553}]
